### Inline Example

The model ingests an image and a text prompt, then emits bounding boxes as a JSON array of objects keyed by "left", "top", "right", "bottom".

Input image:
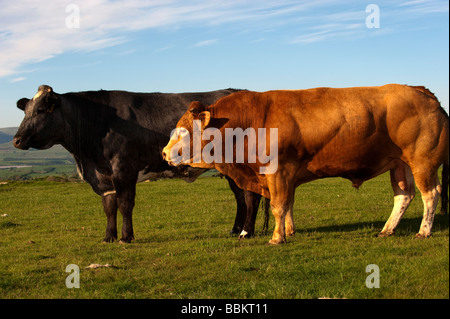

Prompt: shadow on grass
[
  {"left": 298, "top": 214, "right": 449, "bottom": 237},
  {"left": 133, "top": 214, "right": 448, "bottom": 243}
]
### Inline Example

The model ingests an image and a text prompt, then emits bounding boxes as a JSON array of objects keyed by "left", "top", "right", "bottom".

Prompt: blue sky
[{"left": 0, "top": 0, "right": 448, "bottom": 128}]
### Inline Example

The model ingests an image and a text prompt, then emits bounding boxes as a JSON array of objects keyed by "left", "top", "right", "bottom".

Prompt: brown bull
[{"left": 163, "top": 84, "right": 449, "bottom": 244}]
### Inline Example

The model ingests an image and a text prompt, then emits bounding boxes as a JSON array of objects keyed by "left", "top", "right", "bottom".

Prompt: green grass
[{"left": 0, "top": 173, "right": 448, "bottom": 299}]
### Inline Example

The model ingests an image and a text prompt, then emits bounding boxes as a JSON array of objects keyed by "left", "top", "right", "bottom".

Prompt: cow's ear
[
  {"left": 17, "top": 98, "right": 30, "bottom": 111},
  {"left": 44, "top": 88, "right": 60, "bottom": 113},
  {"left": 198, "top": 111, "right": 211, "bottom": 129},
  {"left": 189, "top": 101, "right": 204, "bottom": 115}
]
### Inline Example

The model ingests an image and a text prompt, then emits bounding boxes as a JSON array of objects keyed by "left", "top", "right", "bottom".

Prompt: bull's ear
[
  {"left": 189, "top": 101, "right": 204, "bottom": 115},
  {"left": 198, "top": 111, "right": 211, "bottom": 129},
  {"left": 17, "top": 98, "right": 30, "bottom": 111}
]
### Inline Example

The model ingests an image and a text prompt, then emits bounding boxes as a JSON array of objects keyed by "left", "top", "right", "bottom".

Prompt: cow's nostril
[{"left": 12, "top": 136, "right": 21, "bottom": 148}]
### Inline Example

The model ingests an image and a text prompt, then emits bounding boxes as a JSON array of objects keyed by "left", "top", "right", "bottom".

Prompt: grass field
[{"left": 0, "top": 173, "right": 448, "bottom": 299}]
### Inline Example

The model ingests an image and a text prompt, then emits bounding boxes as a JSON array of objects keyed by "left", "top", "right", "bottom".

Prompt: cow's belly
[
  {"left": 137, "top": 166, "right": 207, "bottom": 183},
  {"left": 137, "top": 170, "right": 175, "bottom": 183}
]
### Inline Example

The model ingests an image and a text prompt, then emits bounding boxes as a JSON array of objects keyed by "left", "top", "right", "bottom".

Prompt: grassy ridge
[
  {"left": 0, "top": 174, "right": 448, "bottom": 299},
  {"left": 0, "top": 127, "right": 77, "bottom": 180}
]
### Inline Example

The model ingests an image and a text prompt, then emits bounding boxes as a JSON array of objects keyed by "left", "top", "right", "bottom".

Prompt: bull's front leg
[{"left": 267, "top": 172, "right": 295, "bottom": 245}]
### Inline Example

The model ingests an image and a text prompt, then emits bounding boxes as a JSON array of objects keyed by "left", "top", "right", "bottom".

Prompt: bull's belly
[{"left": 305, "top": 157, "right": 397, "bottom": 188}]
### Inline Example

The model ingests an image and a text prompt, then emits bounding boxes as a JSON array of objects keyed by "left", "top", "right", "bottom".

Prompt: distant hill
[
  {"left": 0, "top": 127, "right": 16, "bottom": 144},
  {"left": 0, "top": 127, "right": 77, "bottom": 180}
]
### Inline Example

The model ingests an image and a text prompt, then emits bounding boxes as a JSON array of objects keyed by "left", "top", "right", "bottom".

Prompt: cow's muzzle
[{"left": 12, "top": 136, "right": 25, "bottom": 149}]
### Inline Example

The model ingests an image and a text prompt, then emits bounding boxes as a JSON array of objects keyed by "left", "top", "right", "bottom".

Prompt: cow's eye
[{"left": 36, "top": 109, "right": 46, "bottom": 115}]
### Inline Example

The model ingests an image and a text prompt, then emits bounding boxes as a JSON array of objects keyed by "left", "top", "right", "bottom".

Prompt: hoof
[
  {"left": 238, "top": 230, "right": 254, "bottom": 240},
  {"left": 119, "top": 237, "right": 133, "bottom": 244},
  {"left": 102, "top": 237, "right": 116, "bottom": 243},
  {"left": 268, "top": 238, "right": 286, "bottom": 245},
  {"left": 415, "top": 233, "right": 431, "bottom": 239},
  {"left": 377, "top": 230, "right": 393, "bottom": 238}
]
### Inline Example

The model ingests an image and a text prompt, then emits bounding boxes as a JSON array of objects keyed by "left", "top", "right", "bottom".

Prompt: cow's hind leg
[
  {"left": 239, "top": 190, "right": 262, "bottom": 239},
  {"left": 415, "top": 171, "right": 442, "bottom": 238},
  {"left": 225, "top": 176, "right": 247, "bottom": 235},
  {"left": 379, "top": 163, "right": 415, "bottom": 237}
]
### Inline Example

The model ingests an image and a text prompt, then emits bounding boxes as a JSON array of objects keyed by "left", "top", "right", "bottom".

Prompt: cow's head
[
  {"left": 13, "top": 85, "right": 63, "bottom": 150},
  {"left": 162, "top": 101, "right": 213, "bottom": 168}
]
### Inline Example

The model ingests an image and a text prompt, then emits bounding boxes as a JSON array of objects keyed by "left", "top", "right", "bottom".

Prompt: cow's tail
[
  {"left": 261, "top": 198, "right": 270, "bottom": 233},
  {"left": 441, "top": 162, "right": 449, "bottom": 215}
]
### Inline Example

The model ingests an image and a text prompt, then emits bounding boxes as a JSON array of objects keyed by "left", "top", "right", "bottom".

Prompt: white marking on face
[{"left": 32, "top": 90, "right": 43, "bottom": 100}]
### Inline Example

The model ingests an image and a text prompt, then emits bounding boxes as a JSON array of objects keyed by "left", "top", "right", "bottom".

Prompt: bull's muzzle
[{"left": 162, "top": 146, "right": 178, "bottom": 166}]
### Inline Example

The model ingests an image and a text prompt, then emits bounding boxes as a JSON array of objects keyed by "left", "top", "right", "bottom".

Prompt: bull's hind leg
[
  {"left": 415, "top": 172, "right": 442, "bottom": 238},
  {"left": 285, "top": 200, "right": 295, "bottom": 237},
  {"left": 379, "top": 163, "right": 415, "bottom": 237}
]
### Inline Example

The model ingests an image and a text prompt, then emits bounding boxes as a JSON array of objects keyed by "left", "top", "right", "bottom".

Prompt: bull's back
[{"left": 245, "top": 85, "right": 448, "bottom": 181}]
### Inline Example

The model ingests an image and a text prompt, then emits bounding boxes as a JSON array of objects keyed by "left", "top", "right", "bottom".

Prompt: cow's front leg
[
  {"left": 102, "top": 192, "right": 118, "bottom": 242},
  {"left": 115, "top": 183, "right": 136, "bottom": 243},
  {"left": 112, "top": 161, "right": 138, "bottom": 243}
]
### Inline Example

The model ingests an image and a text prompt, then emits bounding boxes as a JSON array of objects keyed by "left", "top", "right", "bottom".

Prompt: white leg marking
[
  {"left": 239, "top": 230, "right": 248, "bottom": 238},
  {"left": 417, "top": 187, "right": 440, "bottom": 238},
  {"left": 102, "top": 190, "right": 116, "bottom": 197}
]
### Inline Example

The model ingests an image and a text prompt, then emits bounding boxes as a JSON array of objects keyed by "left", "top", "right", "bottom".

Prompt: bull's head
[
  {"left": 13, "top": 85, "right": 63, "bottom": 150},
  {"left": 162, "top": 101, "right": 212, "bottom": 168}
]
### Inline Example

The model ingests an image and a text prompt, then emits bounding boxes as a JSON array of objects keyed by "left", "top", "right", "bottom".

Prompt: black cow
[{"left": 13, "top": 85, "right": 267, "bottom": 243}]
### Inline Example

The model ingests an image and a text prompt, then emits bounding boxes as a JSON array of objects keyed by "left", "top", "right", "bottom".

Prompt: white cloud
[
  {"left": 0, "top": 0, "right": 338, "bottom": 78},
  {"left": 10, "top": 77, "right": 26, "bottom": 83},
  {"left": 193, "top": 39, "right": 218, "bottom": 47},
  {"left": 0, "top": 0, "right": 447, "bottom": 78}
]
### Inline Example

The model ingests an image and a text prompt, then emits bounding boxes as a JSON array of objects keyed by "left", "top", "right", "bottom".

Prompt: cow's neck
[{"left": 59, "top": 95, "right": 102, "bottom": 161}]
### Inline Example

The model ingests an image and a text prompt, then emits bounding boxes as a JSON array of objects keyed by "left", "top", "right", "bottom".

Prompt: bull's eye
[
  {"left": 36, "top": 109, "right": 46, "bottom": 115},
  {"left": 178, "top": 128, "right": 189, "bottom": 136}
]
